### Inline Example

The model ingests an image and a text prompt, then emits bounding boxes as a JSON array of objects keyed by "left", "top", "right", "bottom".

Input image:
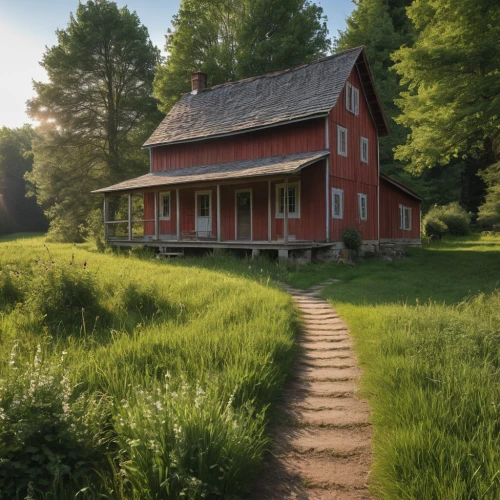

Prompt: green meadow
[
  {"left": 1, "top": 233, "right": 500, "bottom": 499},
  {"left": 304, "top": 236, "right": 500, "bottom": 499},
  {"left": 0, "top": 236, "right": 296, "bottom": 499}
]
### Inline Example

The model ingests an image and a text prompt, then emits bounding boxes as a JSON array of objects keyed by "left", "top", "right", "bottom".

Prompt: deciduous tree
[
  {"left": 27, "top": 0, "right": 161, "bottom": 241},
  {"left": 153, "top": 0, "right": 330, "bottom": 114}
]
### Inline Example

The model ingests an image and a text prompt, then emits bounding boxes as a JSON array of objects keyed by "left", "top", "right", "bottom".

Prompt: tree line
[{"left": 0, "top": 0, "right": 498, "bottom": 240}]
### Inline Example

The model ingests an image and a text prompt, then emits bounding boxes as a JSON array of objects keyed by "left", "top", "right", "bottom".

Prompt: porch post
[
  {"left": 325, "top": 159, "right": 330, "bottom": 242},
  {"left": 103, "top": 194, "right": 108, "bottom": 241},
  {"left": 268, "top": 180, "right": 272, "bottom": 242},
  {"left": 154, "top": 192, "right": 159, "bottom": 240},
  {"left": 217, "top": 184, "right": 221, "bottom": 242},
  {"left": 176, "top": 188, "right": 180, "bottom": 241},
  {"left": 128, "top": 193, "right": 132, "bottom": 241},
  {"left": 284, "top": 177, "right": 289, "bottom": 245},
  {"left": 325, "top": 116, "right": 330, "bottom": 242}
]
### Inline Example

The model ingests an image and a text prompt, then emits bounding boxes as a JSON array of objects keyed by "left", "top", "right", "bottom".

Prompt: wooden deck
[{"left": 107, "top": 237, "right": 332, "bottom": 251}]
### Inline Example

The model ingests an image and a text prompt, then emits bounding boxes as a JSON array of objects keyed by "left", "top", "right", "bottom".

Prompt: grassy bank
[
  {"left": 309, "top": 236, "right": 500, "bottom": 499},
  {"left": 0, "top": 236, "right": 296, "bottom": 498}
]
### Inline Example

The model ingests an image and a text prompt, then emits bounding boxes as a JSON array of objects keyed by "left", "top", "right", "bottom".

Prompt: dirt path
[{"left": 252, "top": 280, "right": 372, "bottom": 499}]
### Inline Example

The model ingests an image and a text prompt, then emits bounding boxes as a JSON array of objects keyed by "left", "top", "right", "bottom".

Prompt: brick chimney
[{"left": 191, "top": 71, "right": 207, "bottom": 92}]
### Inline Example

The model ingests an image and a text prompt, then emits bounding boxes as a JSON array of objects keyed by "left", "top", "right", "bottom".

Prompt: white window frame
[
  {"left": 399, "top": 204, "right": 412, "bottom": 230},
  {"left": 337, "top": 125, "right": 348, "bottom": 157},
  {"left": 332, "top": 188, "right": 344, "bottom": 219},
  {"left": 358, "top": 193, "right": 368, "bottom": 221},
  {"left": 275, "top": 181, "right": 300, "bottom": 219},
  {"left": 159, "top": 191, "right": 171, "bottom": 220},
  {"left": 361, "top": 137, "right": 369, "bottom": 163},
  {"left": 346, "top": 82, "right": 360, "bottom": 115}
]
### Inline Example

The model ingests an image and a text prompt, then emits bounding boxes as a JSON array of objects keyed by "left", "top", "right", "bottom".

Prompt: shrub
[
  {"left": 0, "top": 343, "right": 110, "bottom": 498},
  {"left": 23, "top": 264, "right": 108, "bottom": 335},
  {"left": 0, "top": 270, "right": 24, "bottom": 308},
  {"left": 423, "top": 203, "right": 471, "bottom": 239},
  {"left": 423, "top": 214, "right": 448, "bottom": 240},
  {"left": 342, "top": 226, "right": 363, "bottom": 252}
]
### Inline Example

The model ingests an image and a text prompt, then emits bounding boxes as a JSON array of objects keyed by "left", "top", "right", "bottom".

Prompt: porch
[{"left": 94, "top": 150, "right": 331, "bottom": 250}]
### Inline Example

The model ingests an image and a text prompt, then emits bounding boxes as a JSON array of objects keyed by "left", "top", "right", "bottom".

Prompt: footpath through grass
[
  {"left": 289, "top": 236, "right": 500, "bottom": 499},
  {"left": 0, "top": 236, "right": 296, "bottom": 499}
]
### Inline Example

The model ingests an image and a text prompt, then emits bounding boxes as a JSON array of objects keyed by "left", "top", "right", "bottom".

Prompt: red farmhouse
[{"left": 93, "top": 47, "right": 421, "bottom": 260}]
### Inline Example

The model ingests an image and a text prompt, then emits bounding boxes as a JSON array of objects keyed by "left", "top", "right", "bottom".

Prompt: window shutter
[{"left": 354, "top": 88, "right": 360, "bottom": 115}]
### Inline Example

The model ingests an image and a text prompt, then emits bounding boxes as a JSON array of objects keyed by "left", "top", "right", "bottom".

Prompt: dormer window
[{"left": 346, "top": 82, "right": 359, "bottom": 115}]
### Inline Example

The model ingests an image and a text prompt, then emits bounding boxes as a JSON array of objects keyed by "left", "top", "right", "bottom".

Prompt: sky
[{"left": 0, "top": 0, "right": 355, "bottom": 129}]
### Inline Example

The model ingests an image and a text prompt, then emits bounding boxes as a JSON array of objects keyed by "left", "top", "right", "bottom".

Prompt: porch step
[{"left": 157, "top": 249, "right": 185, "bottom": 258}]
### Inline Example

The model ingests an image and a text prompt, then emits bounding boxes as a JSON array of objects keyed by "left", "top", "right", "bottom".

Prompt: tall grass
[
  {"left": 0, "top": 237, "right": 296, "bottom": 498},
  {"left": 314, "top": 235, "right": 500, "bottom": 499}
]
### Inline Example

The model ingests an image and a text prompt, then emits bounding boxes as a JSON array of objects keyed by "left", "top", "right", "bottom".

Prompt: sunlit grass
[
  {"left": 314, "top": 235, "right": 500, "bottom": 499},
  {"left": 0, "top": 236, "right": 297, "bottom": 498}
]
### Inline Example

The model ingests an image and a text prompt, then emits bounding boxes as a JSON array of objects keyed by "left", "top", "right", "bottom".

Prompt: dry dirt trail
[{"left": 251, "top": 280, "right": 372, "bottom": 499}]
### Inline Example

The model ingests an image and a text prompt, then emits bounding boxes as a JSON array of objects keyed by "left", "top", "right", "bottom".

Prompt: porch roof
[{"left": 92, "top": 150, "right": 329, "bottom": 194}]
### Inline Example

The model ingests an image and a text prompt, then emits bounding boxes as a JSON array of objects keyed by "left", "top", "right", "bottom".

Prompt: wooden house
[{"left": 93, "top": 47, "right": 421, "bottom": 260}]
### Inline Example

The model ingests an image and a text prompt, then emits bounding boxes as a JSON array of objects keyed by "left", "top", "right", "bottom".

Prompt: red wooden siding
[
  {"left": 329, "top": 178, "right": 378, "bottom": 241},
  {"left": 380, "top": 178, "right": 421, "bottom": 239},
  {"left": 143, "top": 161, "right": 327, "bottom": 241},
  {"left": 151, "top": 119, "right": 326, "bottom": 171},
  {"left": 328, "top": 64, "right": 379, "bottom": 242},
  {"left": 272, "top": 161, "right": 326, "bottom": 241},
  {"left": 328, "top": 67, "right": 378, "bottom": 186}
]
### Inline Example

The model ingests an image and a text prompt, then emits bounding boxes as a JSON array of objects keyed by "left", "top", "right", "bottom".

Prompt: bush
[
  {"left": 342, "top": 226, "right": 363, "bottom": 252},
  {"left": 0, "top": 343, "right": 110, "bottom": 498},
  {"left": 423, "top": 203, "right": 471, "bottom": 239},
  {"left": 23, "top": 264, "right": 108, "bottom": 335},
  {"left": 423, "top": 214, "right": 448, "bottom": 240}
]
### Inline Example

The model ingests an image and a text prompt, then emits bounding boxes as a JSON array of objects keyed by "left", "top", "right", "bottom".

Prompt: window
[
  {"left": 346, "top": 82, "right": 359, "bottom": 115},
  {"left": 276, "top": 182, "right": 300, "bottom": 218},
  {"left": 159, "top": 191, "right": 170, "bottom": 220},
  {"left": 332, "top": 188, "right": 344, "bottom": 219},
  {"left": 360, "top": 137, "right": 369, "bottom": 163},
  {"left": 358, "top": 193, "right": 368, "bottom": 221},
  {"left": 337, "top": 125, "right": 348, "bottom": 157},
  {"left": 399, "top": 204, "right": 412, "bottom": 230}
]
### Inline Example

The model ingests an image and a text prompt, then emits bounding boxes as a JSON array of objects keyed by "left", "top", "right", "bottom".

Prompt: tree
[
  {"left": 392, "top": 0, "right": 500, "bottom": 219},
  {"left": 27, "top": 0, "right": 161, "bottom": 241},
  {"left": 334, "top": 0, "right": 414, "bottom": 165},
  {"left": 0, "top": 126, "right": 47, "bottom": 235},
  {"left": 236, "top": 0, "right": 330, "bottom": 78},
  {"left": 154, "top": 0, "right": 330, "bottom": 114}
]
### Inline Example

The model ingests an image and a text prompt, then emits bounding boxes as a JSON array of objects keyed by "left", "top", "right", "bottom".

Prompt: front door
[
  {"left": 236, "top": 190, "right": 252, "bottom": 240},
  {"left": 196, "top": 191, "right": 212, "bottom": 238}
]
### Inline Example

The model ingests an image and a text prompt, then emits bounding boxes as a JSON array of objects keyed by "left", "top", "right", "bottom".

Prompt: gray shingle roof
[
  {"left": 92, "top": 150, "right": 329, "bottom": 194},
  {"left": 144, "top": 48, "right": 364, "bottom": 147}
]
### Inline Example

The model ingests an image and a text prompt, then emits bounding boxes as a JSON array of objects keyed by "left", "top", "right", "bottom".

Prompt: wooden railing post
[
  {"left": 128, "top": 193, "right": 132, "bottom": 241},
  {"left": 154, "top": 192, "right": 159, "bottom": 240},
  {"left": 284, "top": 177, "right": 289, "bottom": 245},
  {"left": 217, "top": 184, "right": 221, "bottom": 242},
  {"left": 268, "top": 180, "right": 272, "bottom": 242},
  {"left": 176, "top": 188, "right": 180, "bottom": 241},
  {"left": 103, "top": 194, "right": 108, "bottom": 241}
]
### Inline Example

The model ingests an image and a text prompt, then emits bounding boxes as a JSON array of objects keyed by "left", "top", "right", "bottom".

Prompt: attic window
[{"left": 346, "top": 82, "right": 359, "bottom": 115}]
